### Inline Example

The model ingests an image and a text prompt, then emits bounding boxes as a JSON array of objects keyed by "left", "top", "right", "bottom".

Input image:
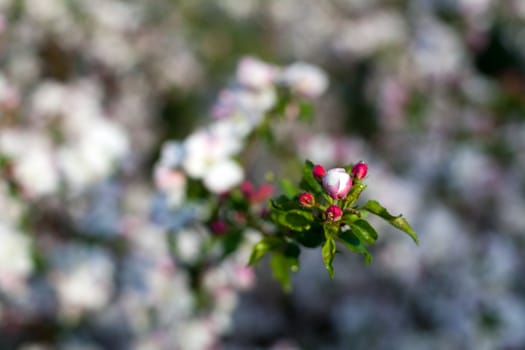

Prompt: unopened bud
[
  {"left": 312, "top": 164, "right": 326, "bottom": 181},
  {"left": 298, "top": 192, "right": 315, "bottom": 207},
  {"left": 322, "top": 168, "right": 352, "bottom": 199},
  {"left": 210, "top": 220, "right": 228, "bottom": 235},
  {"left": 351, "top": 161, "right": 368, "bottom": 180},
  {"left": 325, "top": 205, "right": 343, "bottom": 222}
]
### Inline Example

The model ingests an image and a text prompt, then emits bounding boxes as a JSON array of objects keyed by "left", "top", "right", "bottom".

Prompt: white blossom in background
[
  {"left": 0, "top": 223, "right": 33, "bottom": 293},
  {"left": 29, "top": 80, "right": 67, "bottom": 120},
  {"left": 181, "top": 125, "right": 242, "bottom": 179},
  {"left": 174, "top": 228, "right": 205, "bottom": 264},
  {"left": 0, "top": 183, "right": 24, "bottom": 225},
  {"left": 155, "top": 57, "right": 328, "bottom": 198},
  {"left": 236, "top": 56, "right": 278, "bottom": 90},
  {"left": 279, "top": 62, "right": 328, "bottom": 98},
  {"left": 448, "top": 145, "right": 500, "bottom": 203},
  {"left": 175, "top": 319, "right": 217, "bottom": 350},
  {"left": 50, "top": 245, "right": 114, "bottom": 320},
  {"left": 0, "top": 129, "right": 59, "bottom": 198},
  {"left": 12, "top": 145, "right": 59, "bottom": 197},
  {"left": 459, "top": 0, "right": 494, "bottom": 17},
  {"left": 154, "top": 166, "right": 187, "bottom": 207},
  {"left": 157, "top": 141, "right": 186, "bottom": 169},
  {"left": 333, "top": 11, "right": 406, "bottom": 58},
  {"left": 15, "top": 79, "right": 131, "bottom": 195},
  {"left": 203, "top": 159, "right": 244, "bottom": 194},
  {"left": 217, "top": 0, "right": 259, "bottom": 19},
  {"left": 24, "top": 0, "right": 68, "bottom": 24},
  {"left": 212, "top": 88, "right": 276, "bottom": 137},
  {"left": 0, "top": 73, "right": 20, "bottom": 111},
  {"left": 410, "top": 17, "right": 466, "bottom": 80}
]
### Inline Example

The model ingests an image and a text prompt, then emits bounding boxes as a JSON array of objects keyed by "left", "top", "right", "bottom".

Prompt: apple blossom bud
[
  {"left": 250, "top": 183, "right": 274, "bottom": 203},
  {"left": 322, "top": 168, "right": 352, "bottom": 199},
  {"left": 325, "top": 205, "right": 343, "bottom": 222},
  {"left": 312, "top": 164, "right": 326, "bottom": 181},
  {"left": 240, "top": 180, "right": 254, "bottom": 197},
  {"left": 298, "top": 192, "right": 315, "bottom": 207},
  {"left": 210, "top": 220, "right": 228, "bottom": 235},
  {"left": 351, "top": 161, "right": 368, "bottom": 180}
]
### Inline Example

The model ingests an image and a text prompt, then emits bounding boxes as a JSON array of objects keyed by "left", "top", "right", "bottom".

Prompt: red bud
[
  {"left": 351, "top": 161, "right": 368, "bottom": 180},
  {"left": 298, "top": 192, "right": 315, "bottom": 207},
  {"left": 325, "top": 205, "right": 343, "bottom": 222},
  {"left": 312, "top": 164, "right": 326, "bottom": 181}
]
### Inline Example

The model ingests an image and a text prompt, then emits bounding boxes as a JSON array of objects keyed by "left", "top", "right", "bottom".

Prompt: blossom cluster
[{"left": 154, "top": 56, "right": 327, "bottom": 202}]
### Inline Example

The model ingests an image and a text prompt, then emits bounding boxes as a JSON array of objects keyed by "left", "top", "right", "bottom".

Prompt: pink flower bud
[
  {"left": 210, "top": 220, "right": 228, "bottom": 235},
  {"left": 312, "top": 164, "right": 326, "bottom": 181},
  {"left": 351, "top": 161, "right": 368, "bottom": 180},
  {"left": 325, "top": 205, "right": 343, "bottom": 222},
  {"left": 250, "top": 183, "right": 274, "bottom": 203},
  {"left": 298, "top": 192, "right": 315, "bottom": 207},
  {"left": 240, "top": 180, "right": 254, "bottom": 197},
  {"left": 322, "top": 168, "right": 352, "bottom": 199}
]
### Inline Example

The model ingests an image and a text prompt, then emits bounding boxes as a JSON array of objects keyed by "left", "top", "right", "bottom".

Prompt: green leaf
[
  {"left": 363, "top": 200, "right": 419, "bottom": 244},
  {"left": 349, "top": 219, "right": 378, "bottom": 245},
  {"left": 270, "top": 253, "right": 292, "bottom": 292},
  {"left": 271, "top": 195, "right": 302, "bottom": 211},
  {"left": 342, "top": 183, "right": 367, "bottom": 208},
  {"left": 275, "top": 209, "right": 314, "bottom": 232},
  {"left": 248, "top": 237, "right": 279, "bottom": 265},
  {"left": 322, "top": 230, "right": 337, "bottom": 278},
  {"left": 342, "top": 212, "right": 360, "bottom": 224},
  {"left": 221, "top": 230, "right": 243, "bottom": 258},
  {"left": 299, "top": 160, "right": 324, "bottom": 195},
  {"left": 283, "top": 242, "right": 301, "bottom": 272},
  {"left": 279, "top": 179, "right": 299, "bottom": 198},
  {"left": 339, "top": 230, "right": 373, "bottom": 265},
  {"left": 298, "top": 101, "right": 314, "bottom": 123}
]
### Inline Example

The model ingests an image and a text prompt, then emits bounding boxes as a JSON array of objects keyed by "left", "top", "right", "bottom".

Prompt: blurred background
[{"left": 1, "top": 0, "right": 525, "bottom": 349}]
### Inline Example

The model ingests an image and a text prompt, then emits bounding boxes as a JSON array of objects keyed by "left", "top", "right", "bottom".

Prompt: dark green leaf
[
  {"left": 350, "top": 219, "right": 378, "bottom": 245},
  {"left": 221, "top": 230, "right": 243, "bottom": 258},
  {"left": 283, "top": 242, "right": 301, "bottom": 259},
  {"left": 339, "top": 230, "right": 373, "bottom": 265},
  {"left": 299, "top": 160, "right": 324, "bottom": 195},
  {"left": 363, "top": 200, "right": 419, "bottom": 244},
  {"left": 295, "top": 222, "right": 324, "bottom": 247},
  {"left": 322, "top": 232, "right": 336, "bottom": 278}
]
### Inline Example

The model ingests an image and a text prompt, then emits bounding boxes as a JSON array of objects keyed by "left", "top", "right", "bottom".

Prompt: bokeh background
[{"left": 1, "top": 0, "right": 525, "bottom": 349}]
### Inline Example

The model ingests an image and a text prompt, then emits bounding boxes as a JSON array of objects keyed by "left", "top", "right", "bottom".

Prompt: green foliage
[
  {"left": 299, "top": 160, "right": 324, "bottom": 195},
  {"left": 363, "top": 200, "right": 419, "bottom": 244},
  {"left": 349, "top": 219, "right": 378, "bottom": 245},
  {"left": 322, "top": 225, "right": 337, "bottom": 278},
  {"left": 248, "top": 160, "right": 419, "bottom": 290}
]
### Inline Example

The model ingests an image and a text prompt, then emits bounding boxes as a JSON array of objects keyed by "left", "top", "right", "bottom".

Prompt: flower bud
[
  {"left": 312, "top": 164, "right": 326, "bottom": 181},
  {"left": 322, "top": 168, "right": 352, "bottom": 199},
  {"left": 250, "top": 183, "right": 274, "bottom": 203},
  {"left": 351, "top": 161, "right": 368, "bottom": 180},
  {"left": 240, "top": 180, "right": 254, "bottom": 197},
  {"left": 210, "top": 220, "right": 228, "bottom": 235},
  {"left": 298, "top": 192, "right": 315, "bottom": 207},
  {"left": 325, "top": 205, "right": 343, "bottom": 222}
]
